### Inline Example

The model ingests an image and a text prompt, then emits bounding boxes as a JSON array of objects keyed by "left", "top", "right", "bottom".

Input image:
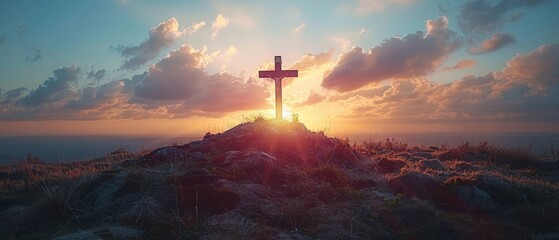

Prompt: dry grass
[{"left": 1, "top": 122, "right": 558, "bottom": 239}]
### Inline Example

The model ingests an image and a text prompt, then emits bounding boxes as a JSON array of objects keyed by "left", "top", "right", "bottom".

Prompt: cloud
[
  {"left": 322, "top": 16, "right": 461, "bottom": 92},
  {"left": 469, "top": 33, "right": 515, "bottom": 54},
  {"left": 291, "top": 91, "right": 326, "bottom": 109},
  {"left": 185, "top": 21, "right": 206, "bottom": 35},
  {"left": 358, "top": 29, "right": 366, "bottom": 35},
  {"left": 334, "top": 43, "right": 559, "bottom": 123},
  {"left": 65, "top": 81, "right": 125, "bottom": 110},
  {"left": 443, "top": 59, "right": 477, "bottom": 71},
  {"left": 86, "top": 69, "right": 106, "bottom": 82},
  {"left": 293, "top": 23, "right": 306, "bottom": 33},
  {"left": 132, "top": 44, "right": 269, "bottom": 116},
  {"left": 26, "top": 48, "right": 42, "bottom": 63},
  {"left": 211, "top": 14, "right": 229, "bottom": 40},
  {"left": 290, "top": 51, "right": 333, "bottom": 72},
  {"left": 331, "top": 37, "right": 351, "bottom": 52},
  {"left": 497, "top": 42, "right": 559, "bottom": 92},
  {"left": 1, "top": 87, "right": 29, "bottom": 105},
  {"left": 115, "top": 18, "right": 182, "bottom": 70},
  {"left": 21, "top": 65, "right": 80, "bottom": 106},
  {"left": 458, "top": 0, "right": 549, "bottom": 35}
]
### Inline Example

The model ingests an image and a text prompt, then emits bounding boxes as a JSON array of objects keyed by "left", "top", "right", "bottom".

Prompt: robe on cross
[{"left": 258, "top": 56, "right": 298, "bottom": 120}]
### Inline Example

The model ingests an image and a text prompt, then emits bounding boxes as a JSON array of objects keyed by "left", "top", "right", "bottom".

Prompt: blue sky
[{"left": 0, "top": 0, "right": 558, "bottom": 135}]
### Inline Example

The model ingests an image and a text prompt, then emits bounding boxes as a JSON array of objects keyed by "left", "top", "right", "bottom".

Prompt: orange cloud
[
  {"left": 443, "top": 59, "right": 477, "bottom": 71},
  {"left": 211, "top": 14, "right": 229, "bottom": 39},
  {"left": 469, "top": 33, "right": 515, "bottom": 54},
  {"left": 322, "top": 16, "right": 461, "bottom": 92}
]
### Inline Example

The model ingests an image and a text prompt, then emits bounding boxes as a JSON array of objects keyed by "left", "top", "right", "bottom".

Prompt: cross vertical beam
[{"left": 259, "top": 56, "right": 298, "bottom": 120}]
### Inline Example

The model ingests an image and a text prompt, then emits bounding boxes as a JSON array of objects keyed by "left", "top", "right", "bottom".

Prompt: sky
[{"left": 0, "top": 0, "right": 558, "bottom": 137}]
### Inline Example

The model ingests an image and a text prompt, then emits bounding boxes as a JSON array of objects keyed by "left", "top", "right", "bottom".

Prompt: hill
[{"left": 1, "top": 119, "right": 559, "bottom": 239}]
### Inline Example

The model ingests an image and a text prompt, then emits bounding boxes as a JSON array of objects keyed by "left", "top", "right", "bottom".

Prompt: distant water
[
  {"left": 0, "top": 135, "right": 201, "bottom": 165},
  {"left": 1, "top": 133, "right": 558, "bottom": 165}
]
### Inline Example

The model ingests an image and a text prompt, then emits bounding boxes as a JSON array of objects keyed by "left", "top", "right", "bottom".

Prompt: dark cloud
[
  {"left": 443, "top": 59, "right": 477, "bottom": 71},
  {"left": 458, "top": 0, "right": 549, "bottom": 35},
  {"left": 86, "top": 69, "right": 106, "bottom": 82},
  {"left": 114, "top": 18, "right": 183, "bottom": 70},
  {"left": 469, "top": 33, "right": 515, "bottom": 54},
  {"left": 26, "top": 48, "right": 42, "bottom": 63},
  {"left": 322, "top": 16, "right": 461, "bottom": 92},
  {"left": 1, "top": 87, "right": 29, "bottom": 105},
  {"left": 65, "top": 81, "right": 125, "bottom": 110},
  {"left": 21, "top": 65, "right": 80, "bottom": 106}
]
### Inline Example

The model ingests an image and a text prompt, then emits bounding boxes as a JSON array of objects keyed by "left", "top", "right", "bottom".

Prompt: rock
[
  {"left": 418, "top": 159, "right": 446, "bottom": 171},
  {"left": 475, "top": 175, "right": 528, "bottom": 204},
  {"left": 456, "top": 186, "right": 496, "bottom": 211},
  {"left": 411, "top": 151, "right": 434, "bottom": 159},
  {"left": 229, "top": 151, "right": 277, "bottom": 172},
  {"left": 377, "top": 158, "right": 406, "bottom": 173},
  {"left": 388, "top": 172, "right": 468, "bottom": 211}
]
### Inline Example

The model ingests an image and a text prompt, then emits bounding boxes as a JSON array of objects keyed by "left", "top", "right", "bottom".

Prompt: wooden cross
[{"left": 259, "top": 56, "right": 298, "bottom": 120}]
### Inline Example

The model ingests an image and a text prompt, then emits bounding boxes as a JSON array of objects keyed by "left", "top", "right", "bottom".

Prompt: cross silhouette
[{"left": 258, "top": 56, "right": 298, "bottom": 120}]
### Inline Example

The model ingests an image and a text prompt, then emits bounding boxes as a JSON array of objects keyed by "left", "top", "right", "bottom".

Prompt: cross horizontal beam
[{"left": 258, "top": 70, "right": 298, "bottom": 79}]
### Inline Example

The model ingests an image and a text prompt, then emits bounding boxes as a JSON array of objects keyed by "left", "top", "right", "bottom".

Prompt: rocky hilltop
[{"left": 1, "top": 119, "right": 558, "bottom": 239}]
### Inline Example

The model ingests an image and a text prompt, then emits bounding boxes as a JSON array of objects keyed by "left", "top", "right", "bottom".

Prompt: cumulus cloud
[
  {"left": 211, "top": 14, "right": 229, "bottom": 40},
  {"left": 290, "top": 51, "right": 333, "bottom": 72},
  {"left": 115, "top": 18, "right": 182, "bottom": 70},
  {"left": 293, "top": 23, "right": 306, "bottom": 33},
  {"left": 443, "top": 59, "right": 477, "bottom": 71},
  {"left": 322, "top": 16, "right": 461, "bottom": 92},
  {"left": 497, "top": 42, "right": 559, "bottom": 92},
  {"left": 458, "top": 0, "right": 549, "bottom": 35},
  {"left": 334, "top": 43, "right": 559, "bottom": 123},
  {"left": 132, "top": 44, "right": 269, "bottom": 116},
  {"left": 21, "top": 65, "right": 80, "bottom": 106},
  {"left": 65, "top": 81, "right": 125, "bottom": 110},
  {"left": 470, "top": 33, "right": 515, "bottom": 54}
]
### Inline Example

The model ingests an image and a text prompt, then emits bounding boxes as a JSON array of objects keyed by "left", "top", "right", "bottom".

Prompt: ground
[{"left": 1, "top": 119, "right": 558, "bottom": 239}]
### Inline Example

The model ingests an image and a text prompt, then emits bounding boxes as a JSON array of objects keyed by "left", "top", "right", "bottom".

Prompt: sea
[{"left": 1, "top": 133, "right": 558, "bottom": 165}]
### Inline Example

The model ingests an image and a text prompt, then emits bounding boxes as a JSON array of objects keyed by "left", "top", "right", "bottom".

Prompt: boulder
[
  {"left": 456, "top": 186, "right": 496, "bottom": 211},
  {"left": 474, "top": 175, "right": 527, "bottom": 204},
  {"left": 389, "top": 172, "right": 468, "bottom": 211},
  {"left": 229, "top": 151, "right": 277, "bottom": 172}
]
